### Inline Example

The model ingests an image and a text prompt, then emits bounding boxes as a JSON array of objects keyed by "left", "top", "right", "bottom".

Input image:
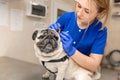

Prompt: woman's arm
[
  {"left": 70, "top": 28, "right": 107, "bottom": 72},
  {"left": 71, "top": 50, "right": 103, "bottom": 72},
  {"left": 60, "top": 28, "right": 106, "bottom": 72}
]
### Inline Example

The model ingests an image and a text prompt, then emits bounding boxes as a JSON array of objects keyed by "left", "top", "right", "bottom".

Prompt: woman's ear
[{"left": 97, "top": 10, "right": 106, "bottom": 20}]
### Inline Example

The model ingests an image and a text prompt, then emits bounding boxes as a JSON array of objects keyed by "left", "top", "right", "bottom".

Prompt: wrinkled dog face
[{"left": 32, "top": 29, "right": 60, "bottom": 53}]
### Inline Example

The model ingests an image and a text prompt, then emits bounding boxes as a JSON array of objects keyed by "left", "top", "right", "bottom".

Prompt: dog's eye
[
  {"left": 38, "top": 35, "right": 44, "bottom": 39},
  {"left": 43, "top": 32, "right": 48, "bottom": 35},
  {"left": 54, "top": 36, "right": 58, "bottom": 40}
]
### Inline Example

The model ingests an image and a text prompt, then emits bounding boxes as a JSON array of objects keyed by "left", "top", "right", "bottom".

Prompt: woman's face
[{"left": 75, "top": 0, "right": 98, "bottom": 24}]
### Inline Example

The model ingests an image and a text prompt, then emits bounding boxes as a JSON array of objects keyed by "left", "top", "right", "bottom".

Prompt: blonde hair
[
  {"left": 74, "top": 0, "right": 110, "bottom": 28},
  {"left": 94, "top": 0, "right": 110, "bottom": 28}
]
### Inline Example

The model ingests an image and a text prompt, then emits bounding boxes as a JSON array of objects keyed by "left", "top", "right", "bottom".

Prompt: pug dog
[
  {"left": 32, "top": 29, "right": 69, "bottom": 80},
  {"left": 32, "top": 29, "right": 96, "bottom": 80}
]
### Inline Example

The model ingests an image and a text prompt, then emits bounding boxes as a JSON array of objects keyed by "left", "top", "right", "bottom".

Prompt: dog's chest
[
  {"left": 43, "top": 62, "right": 59, "bottom": 73},
  {"left": 42, "top": 58, "right": 69, "bottom": 74}
]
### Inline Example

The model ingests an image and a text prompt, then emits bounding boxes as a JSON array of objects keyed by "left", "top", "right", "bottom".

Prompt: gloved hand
[
  {"left": 48, "top": 23, "right": 61, "bottom": 30},
  {"left": 60, "top": 31, "right": 76, "bottom": 57}
]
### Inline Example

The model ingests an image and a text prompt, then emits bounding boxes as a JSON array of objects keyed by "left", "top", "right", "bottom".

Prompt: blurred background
[{"left": 0, "top": 0, "right": 120, "bottom": 80}]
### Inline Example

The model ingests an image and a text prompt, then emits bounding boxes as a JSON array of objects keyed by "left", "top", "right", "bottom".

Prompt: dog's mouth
[{"left": 37, "top": 29, "right": 59, "bottom": 53}]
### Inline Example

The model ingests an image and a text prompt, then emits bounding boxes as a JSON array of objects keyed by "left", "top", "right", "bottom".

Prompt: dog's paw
[
  {"left": 41, "top": 77, "right": 49, "bottom": 80},
  {"left": 42, "top": 72, "right": 50, "bottom": 80}
]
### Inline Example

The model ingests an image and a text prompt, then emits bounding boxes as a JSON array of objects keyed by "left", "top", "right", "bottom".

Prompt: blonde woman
[{"left": 49, "top": 0, "right": 110, "bottom": 79}]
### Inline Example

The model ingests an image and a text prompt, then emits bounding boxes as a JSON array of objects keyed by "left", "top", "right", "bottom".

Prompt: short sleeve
[
  {"left": 91, "top": 27, "right": 107, "bottom": 54},
  {"left": 56, "top": 12, "right": 72, "bottom": 31}
]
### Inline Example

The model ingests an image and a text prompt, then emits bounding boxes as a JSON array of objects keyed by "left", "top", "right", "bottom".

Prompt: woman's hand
[
  {"left": 48, "top": 23, "right": 61, "bottom": 30},
  {"left": 60, "top": 31, "right": 76, "bottom": 57}
]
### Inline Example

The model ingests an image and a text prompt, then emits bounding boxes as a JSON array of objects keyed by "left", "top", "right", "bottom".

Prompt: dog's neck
[
  {"left": 36, "top": 43, "right": 67, "bottom": 62},
  {"left": 41, "top": 50, "right": 66, "bottom": 61}
]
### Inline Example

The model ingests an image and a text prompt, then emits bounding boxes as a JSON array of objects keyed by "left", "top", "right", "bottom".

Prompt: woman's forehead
[{"left": 76, "top": 0, "right": 97, "bottom": 11}]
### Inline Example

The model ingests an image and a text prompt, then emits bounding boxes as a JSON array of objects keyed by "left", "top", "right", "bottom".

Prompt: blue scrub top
[{"left": 56, "top": 12, "right": 107, "bottom": 56}]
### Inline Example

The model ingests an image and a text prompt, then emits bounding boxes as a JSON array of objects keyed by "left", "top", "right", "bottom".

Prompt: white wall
[
  {"left": 0, "top": 0, "right": 74, "bottom": 64},
  {"left": 0, "top": 0, "right": 50, "bottom": 64},
  {"left": 101, "top": 1, "right": 120, "bottom": 66},
  {"left": 105, "top": 1, "right": 120, "bottom": 55}
]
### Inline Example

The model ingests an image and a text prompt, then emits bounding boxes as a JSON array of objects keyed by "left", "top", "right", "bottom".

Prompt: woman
[{"left": 49, "top": 0, "right": 110, "bottom": 79}]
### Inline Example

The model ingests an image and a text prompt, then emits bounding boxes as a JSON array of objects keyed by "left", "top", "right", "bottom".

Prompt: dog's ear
[
  {"left": 32, "top": 30, "right": 38, "bottom": 40},
  {"left": 56, "top": 28, "right": 60, "bottom": 33}
]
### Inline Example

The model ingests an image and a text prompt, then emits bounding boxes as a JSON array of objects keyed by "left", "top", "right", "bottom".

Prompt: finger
[
  {"left": 60, "top": 34, "right": 68, "bottom": 44},
  {"left": 60, "top": 32, "right": 69, "bottom": 41},
  {"left": 55, "top": 23, "right": 61, "bottom": 30},
  {"left": 60, "top": 32, "right": 71, "bottom": 40},
  {"left": 56, "top": 23, "right": 61, "bottom": 27},
  {"left": 54, "top": 24, "right": 58, "bottom": 30},
  {"left": 60, "top": 38, "right": 66, "bottom": 44}
]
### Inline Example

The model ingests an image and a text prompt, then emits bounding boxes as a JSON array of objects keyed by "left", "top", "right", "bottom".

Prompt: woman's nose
[{"left": 77, "top": 9, "right": 84, "bottom": 16}]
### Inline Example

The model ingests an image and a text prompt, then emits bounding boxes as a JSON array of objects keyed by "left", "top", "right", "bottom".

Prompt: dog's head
[{"left": 32, "top": 29, "right": 60, "bottom": 54}]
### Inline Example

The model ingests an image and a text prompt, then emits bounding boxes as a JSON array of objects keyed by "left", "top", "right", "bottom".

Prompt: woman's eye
[
  {"left": 78, "top": 4, "right": 81, "bottom": 8},
  {"left": 76, "top": 2, "right": 81, "bottom": 8},
  {"left": 85, "top": 9, "right": 90, "bottom": 14}
]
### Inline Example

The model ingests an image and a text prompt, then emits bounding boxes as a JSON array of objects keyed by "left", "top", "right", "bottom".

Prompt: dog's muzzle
[{"left": 37, "top": 29, "right": 59, "bottom": 53}]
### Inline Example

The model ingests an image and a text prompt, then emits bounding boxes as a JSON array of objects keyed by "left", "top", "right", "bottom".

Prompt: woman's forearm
[{"left": 71, "top": 50, "right": 103, "bottom": 72}]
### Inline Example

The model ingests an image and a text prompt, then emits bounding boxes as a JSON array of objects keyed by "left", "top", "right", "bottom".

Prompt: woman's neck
[
  {"left": 77, "top": 19, "right": 95, "bottom": 29},
  {"left": 77, "top": 21, "right": 88, "bottom": 29}
]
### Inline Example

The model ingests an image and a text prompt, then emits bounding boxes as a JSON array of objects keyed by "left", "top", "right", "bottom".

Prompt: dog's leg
[
  {"left": 74, "top": 75, "right": 92, "bottom": 80},
  {"left": 56, "top": 62, "right": 68, "bottom": 80},
  {"left": 74, "top": 71, "right": 93, "bottom": 80},
  {"left": 42, "top": 71, "right": 50, "bottom": 80},
  {"left": 56, "top": 67, "right": 66, "bottom": 80}
]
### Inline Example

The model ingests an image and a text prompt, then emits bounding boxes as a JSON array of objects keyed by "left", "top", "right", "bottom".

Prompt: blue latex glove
[
  {"left": 48, "top": 23, "right": 61, "bottom": 30},
  {"left": 60, "top": 31, "right": 76, "bottom": 57}
]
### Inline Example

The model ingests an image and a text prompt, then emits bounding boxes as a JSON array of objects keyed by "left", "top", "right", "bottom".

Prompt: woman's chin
[{"left": 78, "top": 19, "right": 86, "bottom": 23}]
